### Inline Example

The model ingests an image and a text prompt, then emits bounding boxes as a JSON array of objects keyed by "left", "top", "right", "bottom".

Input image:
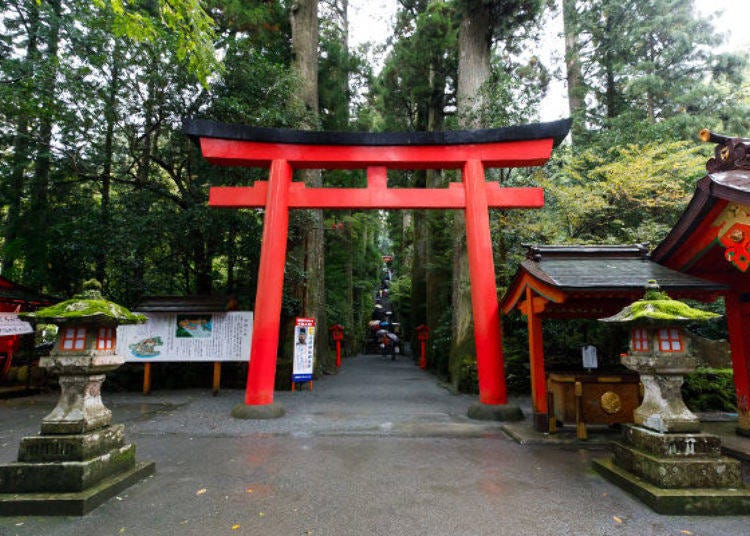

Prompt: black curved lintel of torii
[{"left": 183, "top": 117, "right": 572, "bottom": 148}]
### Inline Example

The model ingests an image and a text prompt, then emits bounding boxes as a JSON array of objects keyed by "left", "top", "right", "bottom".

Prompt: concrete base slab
[
  {"left": 467, "top": 402, "right": 523, "bottom": 422},
  {"left": 231, "top": 402, "right": 286, "bottom": 420},
  {"left": 593, "top": 458, "right": 750, "bottom": 515},
  {"left": 0, "top": 460, "right": 155, "bottom": 516},
  {"left": 502, "top": 420, "right": 617, "bottom": 447}
]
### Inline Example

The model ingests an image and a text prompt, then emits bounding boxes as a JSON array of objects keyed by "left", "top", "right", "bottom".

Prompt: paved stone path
[{"left": 0, "top": 353, "right": 749, "bottom": 535}]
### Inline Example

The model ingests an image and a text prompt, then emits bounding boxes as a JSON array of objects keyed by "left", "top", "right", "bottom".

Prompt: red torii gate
[{"left": 184, "top": 118, "right": 570, "bottom": 416}]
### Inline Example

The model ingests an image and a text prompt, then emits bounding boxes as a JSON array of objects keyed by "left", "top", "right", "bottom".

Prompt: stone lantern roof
[
  {"left": 599, "top": 280, "right": 720, "bottom": 327},
  {"left": 20, "top": 280, "right": 145, "bottom": 327}
]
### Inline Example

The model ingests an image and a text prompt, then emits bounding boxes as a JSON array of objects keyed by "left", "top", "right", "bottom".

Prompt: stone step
[
  {"left": 0, "top": 444, "right": 136, "bottom": 493},
  {"left": 621, "top": 425, "right": 722, "bottom": 457},
  {"left": 18, "top": 425, "right": 126, "bottom": 463},
  {"left": 612, "top": 442, "right": 743, "bottom": 489}
]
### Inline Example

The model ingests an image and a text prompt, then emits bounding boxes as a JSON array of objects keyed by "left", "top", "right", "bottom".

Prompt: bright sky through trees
[{"left": 349, "top": 0, "right": 750, "bottom": 122}]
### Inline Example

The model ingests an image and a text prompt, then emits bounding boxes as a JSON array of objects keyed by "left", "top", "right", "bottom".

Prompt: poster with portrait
[
  {"left": 118, "top": 311, "right": 252, "bottom": 362},
  {"left": 292, "top": 317, "right": 315, "bottom": 382}
]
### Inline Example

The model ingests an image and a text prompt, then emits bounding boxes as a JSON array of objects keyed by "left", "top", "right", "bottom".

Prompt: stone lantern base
[
  {"left": 594, "top": 425, "right": 750, "bottom": 515},
  {"left": 0, "top": 421, "right": 155, "bottom": 515},
  {"left": 0, "top": 362, "right": 155, "bottom": 515}
]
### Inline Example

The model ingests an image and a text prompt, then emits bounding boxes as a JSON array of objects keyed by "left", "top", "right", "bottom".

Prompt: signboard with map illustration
[{"left": 117, "top": 311, "right": 252, "bottom": 362}]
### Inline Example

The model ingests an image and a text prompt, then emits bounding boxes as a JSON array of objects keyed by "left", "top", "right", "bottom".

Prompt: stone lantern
[
  {"left": 0, "top": 280, "right": 155, "bottom": 515},
  {"left": 594, "top": 280, "right": 750, "bottom": 515},
  {"left": 602, "top": 279, "right": 717, "bottom": 433}
]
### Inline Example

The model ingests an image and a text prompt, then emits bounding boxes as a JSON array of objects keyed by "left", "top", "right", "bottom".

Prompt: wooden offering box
[{"left": 547, "top": 372, "right": 641, "bottom": 440}]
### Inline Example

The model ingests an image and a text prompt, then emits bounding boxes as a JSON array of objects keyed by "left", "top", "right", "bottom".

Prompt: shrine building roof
[
  {"left": 0, "top": 275, "right": 57, "bottom": 309},
  {"left": 501, "top": 245, "right": 726, "bottom": 319},
  {"left": 651, "top": 130, "right": 750, "bottom": 286}
]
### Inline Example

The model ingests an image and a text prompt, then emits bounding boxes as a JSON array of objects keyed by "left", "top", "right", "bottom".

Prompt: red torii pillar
[{"left": 185, "top": 119, "right": 570, "bottom": 417}]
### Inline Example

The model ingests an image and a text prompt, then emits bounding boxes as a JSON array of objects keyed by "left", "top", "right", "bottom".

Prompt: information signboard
[
  {"left": 117, "top": 311, "right": 253, "bottom": 362},
  {"left": 292, "top": 317, "right": 316, "bottom": 382}
]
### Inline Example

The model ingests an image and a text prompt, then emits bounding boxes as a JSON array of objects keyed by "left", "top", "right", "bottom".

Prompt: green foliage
[
  {"left": 531, "top": 140, "right": 707, "bottom": 245},
  {"left": 94, "top": 0, "right": 220, "bottom": 85},
  {"left": 387, "top": 274, "right": 412, "bottom": 325},
  {"left": 567, "top": 0, "right": 750, "bottom": 133},
  {"left": 682, "top": 368, "right": 736, "bottom": 412}
]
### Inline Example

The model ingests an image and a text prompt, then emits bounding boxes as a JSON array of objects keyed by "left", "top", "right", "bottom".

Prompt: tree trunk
[
  {"left": 4, "top": 0, "right": 40, "bottom": 279},
  {"left": 125, "top": 50, "right": 159, "bottom": 305},
  {"left": 562, "top": 0, "right": 585, "bottom": 141},
  {"left": 603, "top": 13, "right": 619, "bottom": 119},
  {"left": 291, "top": 0, "right": 330, "bottom": 371},
  {"left": 24, "top": 0, "right": 62, "bottom": 289},
  {"left": 451, "top": 0, "right": 491, "bottom": 390},
  {"left": 96, "top": 39, "right": 122, "bottom": 284}
]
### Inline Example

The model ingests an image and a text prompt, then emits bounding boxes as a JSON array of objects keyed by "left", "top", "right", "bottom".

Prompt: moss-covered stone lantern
[
  {"left": 594, "top": 280, "right": 750, "bottom": 515},
  {"left": 0, "top": 280, "right": 154, "bottom": 516},
  {"left": 600, "top": 279, "right": 719, "bottom": 433},
  {"left": 24, "top": 279, "right": 145, "bottom": 434}
]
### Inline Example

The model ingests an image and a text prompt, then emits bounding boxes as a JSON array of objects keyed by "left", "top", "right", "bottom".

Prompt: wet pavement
[{"left": 1, "top": 353, "right": 749, "bottom": 535}]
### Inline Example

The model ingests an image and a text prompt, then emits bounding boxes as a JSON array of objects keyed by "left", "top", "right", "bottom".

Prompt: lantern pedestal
[
  {"left": 37, "top": 353, "right": 124, "bottom": 434},
  {"left": 622, "top": 353, "right": 700, "bottom": 433}
]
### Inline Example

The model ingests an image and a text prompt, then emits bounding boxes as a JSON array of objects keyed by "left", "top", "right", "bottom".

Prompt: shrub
[{"left": 682, "top": 368, "right": 736, "bottom": 412}]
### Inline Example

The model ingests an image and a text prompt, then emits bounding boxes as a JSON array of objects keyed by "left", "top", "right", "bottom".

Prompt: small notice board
[{"left": 292, "top": 317, "right": 315, "bottom": 384}]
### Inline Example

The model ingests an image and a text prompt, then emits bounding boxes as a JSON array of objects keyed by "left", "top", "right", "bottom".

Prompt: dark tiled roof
[
  {"left": 710, "top": 169, "right": 750, "bottom": 198},
  {"left": 135, "top": 296, "right": 233, "bottom": 313},
  {"left": 523, "top": 257, "right": 726, "bottom": 292}
]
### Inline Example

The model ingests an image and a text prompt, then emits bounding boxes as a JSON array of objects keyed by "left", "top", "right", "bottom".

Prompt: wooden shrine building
[
  {"left": 651, "top": 130, "right": 750, "bottom": 435},
  {"left": 500, "top": 244, "right": 726, "bottom": 431}
]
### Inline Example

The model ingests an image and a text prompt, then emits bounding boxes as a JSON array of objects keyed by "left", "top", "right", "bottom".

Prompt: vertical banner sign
[{"left": 292, "top": 317, "right": 316, "bottom": 382}]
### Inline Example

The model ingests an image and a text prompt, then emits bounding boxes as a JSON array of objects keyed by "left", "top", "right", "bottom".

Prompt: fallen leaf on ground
[
  {"left": 613, "top": 516, "right": 623, "bottom": 524},
  {"left": 196, "top": 488, "right": 207, "bottom": 496},
  {"left": 680, "top": 531, "right": 692, "bottom": 535},
  {"left": 259, "top": 512, "right": 265, "bottom": 517},
  {"left": 246, "top": 488, "right": 253, "bottom": 493},
  {"left": 231, "top": 524, "right": 240, "bottom": 530}
]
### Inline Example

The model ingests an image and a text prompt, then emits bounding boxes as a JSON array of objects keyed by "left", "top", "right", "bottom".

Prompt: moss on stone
[
  {"left": 601, "top": 280, "right": 720, "bottom": 325},
  {"left": 21, "top": 290, "right": 145, "bottom": 326}
]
